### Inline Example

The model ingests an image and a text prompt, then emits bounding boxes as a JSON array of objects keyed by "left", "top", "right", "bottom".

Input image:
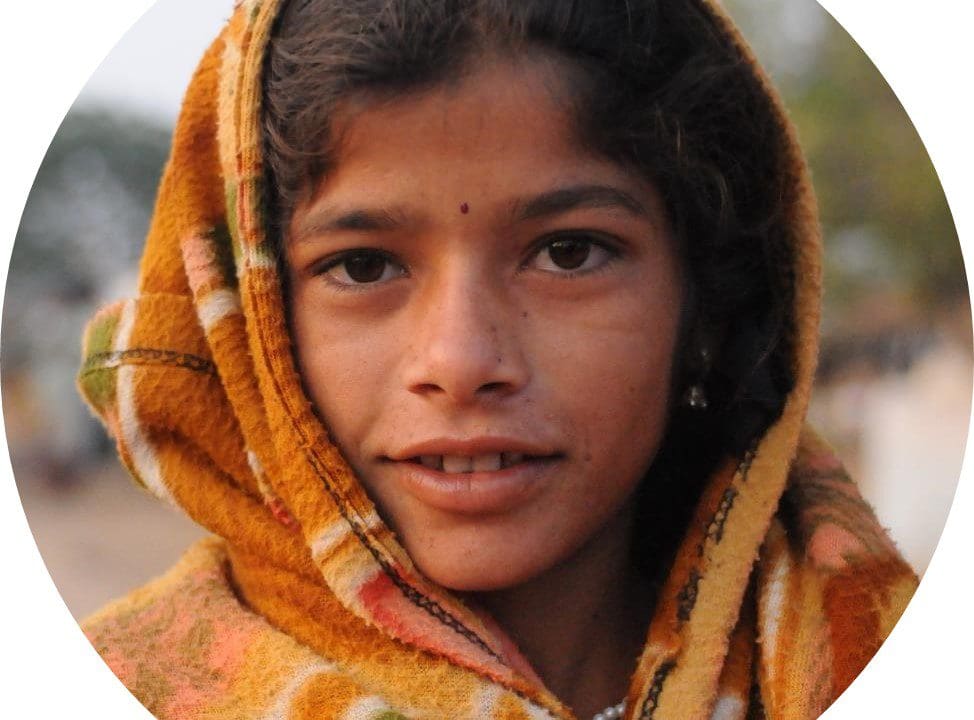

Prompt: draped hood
[{"left": 78, "top": 1, "right": 917, "bottom": 718}]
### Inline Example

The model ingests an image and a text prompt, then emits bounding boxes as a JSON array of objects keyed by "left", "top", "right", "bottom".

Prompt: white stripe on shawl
[
  {"left": 761, "top": 548, "right": 792, "bottom": 677},
  {"left": 311, "top": 513, "right": 389, "bottom": 610},
  {"left": 471, "top": 684, "right": 503, "bottom": 718},
  {"left": 472, "top": 685, "right": 556, "bottom": 720},
  {"left": 246, "top": 447, "right": 277, "bottom": 499},
  {"left": 198, "top": 287, "right": 242, "bottom": 332},
  {"left": 523, "top": 699, "right": 558, "bottom": 720},
  {"left": 259, "top": 660, "right": 338, "bottom": 720},
  {"left": 310, "top": 511, "right": 383, "bottom": 560},
  {"left": 246, "top": 448, "right": 264, "bottom": 478},
  {"left": 244, "top": 243, "right": 277, "bottom": 274},
  {"left": 115, "top": 299, "right": 175, "bottom": 505},
  {"left": 341, "top": 696, "right": 397, "bottom": 720},
  {"left": 710, "top": 694, "right": 746, "bottom": 720}
]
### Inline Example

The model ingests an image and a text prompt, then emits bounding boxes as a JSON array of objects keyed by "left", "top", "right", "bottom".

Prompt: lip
[
  {"left": 382, "top": 436, "right": 562, "bottom": 515},
  {"left": 386, "top": 456, "right": 561, "bottom": 515},
  {"left": 387, "top": 436, "right": 558, "bottom": 461}
]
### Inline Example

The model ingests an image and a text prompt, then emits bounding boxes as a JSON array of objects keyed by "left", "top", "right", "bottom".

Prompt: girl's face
[{"left": 286, "top": 57, "right": 685, "bottom": 591}]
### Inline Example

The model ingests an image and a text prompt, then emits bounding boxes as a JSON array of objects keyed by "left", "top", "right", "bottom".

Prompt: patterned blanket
[{"left": 78, "top": 1, "right": 917, "bottom": 717}]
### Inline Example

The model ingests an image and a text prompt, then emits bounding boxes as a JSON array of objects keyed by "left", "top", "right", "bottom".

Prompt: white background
[{"left": 0, "top": 1, "right": 971, "bottom": 717}]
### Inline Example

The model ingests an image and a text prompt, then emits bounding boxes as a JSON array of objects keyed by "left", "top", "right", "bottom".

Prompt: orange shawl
[{"left": 78, "top": 1, "right": 917, "bottom": 718}]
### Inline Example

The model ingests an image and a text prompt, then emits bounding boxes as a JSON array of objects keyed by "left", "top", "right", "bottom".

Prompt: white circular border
[
  {"left": 1, "top": 4, "right": 159, "bottom": 716},
  {"left": 1, "top": 1, "right": 971, "bottom": 717},
  {"left": 815, "top": 2, "right": 974, "bottom": 717}
]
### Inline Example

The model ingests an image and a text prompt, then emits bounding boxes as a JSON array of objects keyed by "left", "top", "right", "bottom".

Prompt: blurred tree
[
  {"left": 725, "top": 0, "right": 964, "bottom": 317},
  {"left": 7, "top": 108, "right": 170, "bottom": 317},
  {"left": 2, "top": 107, "right": 171, "bottom": 477}
]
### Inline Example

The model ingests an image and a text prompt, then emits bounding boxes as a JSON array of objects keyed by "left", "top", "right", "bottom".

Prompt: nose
[{"left": 403, "top": 266, "right": 530, "bottom": 406}]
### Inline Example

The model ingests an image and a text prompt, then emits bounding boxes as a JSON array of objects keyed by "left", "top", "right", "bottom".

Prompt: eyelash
[
  {"left": 312, "top": 249, "right": 407, "bottom": 291},
  {"left": 523, "top": 231, "right": 621, "bottom": 279},
  {"left": 311, "top": 232, "right": 622, "bottom": 289}
]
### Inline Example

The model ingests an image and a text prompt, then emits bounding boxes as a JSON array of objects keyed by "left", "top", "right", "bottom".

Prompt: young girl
[{"left": 78, "top": 1, "right": 917, "bottom": 718}]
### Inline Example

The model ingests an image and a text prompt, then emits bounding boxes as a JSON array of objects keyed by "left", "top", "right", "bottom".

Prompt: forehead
[
  {"left": 304, "top": 55, "right": 650, "bottom": 215},
  {"left": 339, "top": 53, "right": 576, "bottom": 139}
]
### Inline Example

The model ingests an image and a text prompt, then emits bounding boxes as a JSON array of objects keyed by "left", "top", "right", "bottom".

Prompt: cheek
[
  {"left": 288, "top": 291, "right": 400, "bottom": 457},
  {"left": 533, "top": 283, "right": 682, "bottom": 415},
  {"left": 531, "top": 282, "right": 683, "bottom": 482},
  {"left": 561, "top": 343, "right": 674, "bottom": 477}
]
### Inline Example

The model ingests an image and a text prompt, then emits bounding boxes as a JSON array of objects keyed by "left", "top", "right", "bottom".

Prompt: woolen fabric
[{"left": 78, "top": 1, "right": 917, "bottom": 718}]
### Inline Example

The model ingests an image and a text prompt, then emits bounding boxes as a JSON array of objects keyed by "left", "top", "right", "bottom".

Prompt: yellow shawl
[{"left": 78, "top": 0, "right": 917, "bottom": 717}]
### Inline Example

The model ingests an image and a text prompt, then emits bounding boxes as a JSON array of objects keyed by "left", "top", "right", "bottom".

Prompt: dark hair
[{"left": 262, "top": 0, "right": 795, "bottom": 579}]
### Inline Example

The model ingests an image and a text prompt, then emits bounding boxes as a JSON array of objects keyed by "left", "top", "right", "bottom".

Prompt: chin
[{"left": 404, "top": 533, "right": 557, "bottom": 593}]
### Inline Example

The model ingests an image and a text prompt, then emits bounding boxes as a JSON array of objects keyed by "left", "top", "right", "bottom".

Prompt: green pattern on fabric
[
  {"left": 79, "top": 310, "right": 120, "bottom": 410},
  {"left": 225, "top": 184, "right": 240, "bottom": 255},
  {"left": 373, "top": 712, "right": 409, "bottom": 720},
  {"left": 251, "top": 242, "right": 277, "bottom": 268},
  {"left": 209, "top": 223, "right": 239, "bottom": 288},
  {"left": 80, "top": 368, "right": 116, "bottom": 415},
  {"left": 245, "top": 175, "right": 273, "bottom": 255},
  {"left": 87, "top": 310, "right": 120, "bottom": 356}
]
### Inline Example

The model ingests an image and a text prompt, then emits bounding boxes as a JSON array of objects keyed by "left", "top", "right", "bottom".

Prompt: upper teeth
[{"left": 418, "top": 453, "right": 525, "bottom": 473}]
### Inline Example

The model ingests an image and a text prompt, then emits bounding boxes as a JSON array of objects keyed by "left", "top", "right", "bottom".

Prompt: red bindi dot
[{"left": 460, "top": 202, "right": 470, "bottom": 214}]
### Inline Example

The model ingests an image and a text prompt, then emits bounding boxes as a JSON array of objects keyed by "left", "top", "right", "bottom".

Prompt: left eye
[
  {"left": 530, "top": 235, "right": 614, "bottom": 274},
  {"left": 318, "top": 249, "right": 405, "bottom": 286}
]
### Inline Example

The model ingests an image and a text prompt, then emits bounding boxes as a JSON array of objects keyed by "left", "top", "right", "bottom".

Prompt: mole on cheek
[{"left": 460, "top": 202, "right": 470, "bottom": 214}]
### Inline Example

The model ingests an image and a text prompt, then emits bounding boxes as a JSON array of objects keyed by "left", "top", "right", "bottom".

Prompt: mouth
[
  {"left": 406, "top": 452, "right": 535, "bottom": 473},
  {"left": 383, "top": 440, "right": 562, "bottom": 514}
]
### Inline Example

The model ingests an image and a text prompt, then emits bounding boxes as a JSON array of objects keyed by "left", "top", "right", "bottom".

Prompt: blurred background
[{"left": 1, "top": 0, "right": 969, "bottom": 621}]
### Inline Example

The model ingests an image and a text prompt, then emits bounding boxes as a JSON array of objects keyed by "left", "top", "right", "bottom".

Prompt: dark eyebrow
[
  {"left": 290, "top": 206, "right": 407, "bottom": 243},
  {"left": 290, "top": 184, "right": 649, "bottom": 243},
  {"left": 512, "top": 184, "right": 649, "bottom": 222}
]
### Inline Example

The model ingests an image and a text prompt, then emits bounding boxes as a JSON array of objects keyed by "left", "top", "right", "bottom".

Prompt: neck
[{"left": 467, "top": 504, "right": 654, "bottom": 718}]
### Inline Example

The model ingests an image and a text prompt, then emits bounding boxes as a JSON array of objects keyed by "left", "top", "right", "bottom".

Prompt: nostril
[
  {"left": 478, "top": 381, "right": 509, "bottom": 394},
  {"left": 413, "top": 382, "right": 443, "bottom": 395}
]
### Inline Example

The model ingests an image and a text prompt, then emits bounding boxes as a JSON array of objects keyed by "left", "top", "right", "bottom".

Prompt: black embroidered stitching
[
  {"left": 705, "top": 487, "right": 739, "bottom": 547},
  {"left": 684, "top": 447, "right": 755, "bottom": 623},
  {"left": 639, "top": 661, "right": 676, "bottom": 719},
  {"left": 739, "top": 446, "right": 756, "bottom": 481},
  {"left": 80, "top": 348, "right": 216, "bottom": 376},
  {"left": 635, "top": 409, "right": 761, "bottom": 715},
  {"left": 676, "top": 568, "right": 702, "bottom": 622}
]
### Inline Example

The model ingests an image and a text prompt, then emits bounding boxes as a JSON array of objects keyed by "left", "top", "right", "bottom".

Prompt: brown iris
[
  {"left": 343, "top": 251, "right": 388, "bottom": 283},
  {"left": 547, "top": 238, "right": 591, "bottom": 270}
]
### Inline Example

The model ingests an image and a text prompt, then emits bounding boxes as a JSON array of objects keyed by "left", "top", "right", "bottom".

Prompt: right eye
[{"left": 317, "top": 250, "right": 405, "bottom": 287}]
